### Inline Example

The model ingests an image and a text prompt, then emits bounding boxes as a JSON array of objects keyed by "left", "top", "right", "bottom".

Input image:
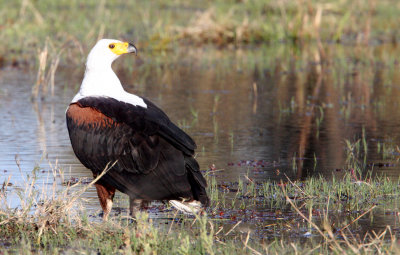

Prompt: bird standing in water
[{"left": 66, "top": 39, "right": 209, "bottom": 220}]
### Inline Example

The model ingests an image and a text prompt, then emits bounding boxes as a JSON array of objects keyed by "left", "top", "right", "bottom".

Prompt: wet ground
[{"left": 1, "top": 44, "right": 400, "bottom": 240}]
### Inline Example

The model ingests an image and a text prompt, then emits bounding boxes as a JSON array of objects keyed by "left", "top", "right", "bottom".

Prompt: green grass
[
  {"left": 1, "top": 0, "right": 400, "bottom": 66},
  {"left": 1, "top": 152, "right": 400, "bottom": 254}
]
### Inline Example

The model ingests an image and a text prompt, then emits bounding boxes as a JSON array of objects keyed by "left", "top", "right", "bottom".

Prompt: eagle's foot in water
[{"left": 129, "top": 198, "right": 149, "bottom": 218}]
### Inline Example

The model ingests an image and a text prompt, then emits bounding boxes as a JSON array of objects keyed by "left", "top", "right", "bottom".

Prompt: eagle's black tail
[{"left": 185, "top": 156, "right": 210, "bottom": 207}]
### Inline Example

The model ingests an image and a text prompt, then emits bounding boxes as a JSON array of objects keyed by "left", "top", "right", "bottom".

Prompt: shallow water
[{"left": 1, "top": 44, "right": 400, "bottom": 237}]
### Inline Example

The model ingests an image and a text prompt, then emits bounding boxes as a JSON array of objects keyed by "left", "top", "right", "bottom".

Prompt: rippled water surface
[{"left": 1, "top": 44, "right": 400, "bottom": 234}]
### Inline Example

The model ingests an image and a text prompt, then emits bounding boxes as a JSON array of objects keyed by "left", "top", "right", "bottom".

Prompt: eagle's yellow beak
[{"left": 109, "top": 42, "right": 137, "bottom": 55}]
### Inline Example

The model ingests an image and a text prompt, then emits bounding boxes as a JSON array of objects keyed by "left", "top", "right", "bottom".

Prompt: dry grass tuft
[
  {"left": 175, "top": 8, "right": 263, "bottom": 46},
  {"left": 31, "top": 37, "right": 84, "bottom": 100}
]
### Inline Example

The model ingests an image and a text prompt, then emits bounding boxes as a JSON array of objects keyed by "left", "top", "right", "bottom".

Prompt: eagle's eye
[{"left": 109, "top": 44, "right": 115, "bottom": 49}]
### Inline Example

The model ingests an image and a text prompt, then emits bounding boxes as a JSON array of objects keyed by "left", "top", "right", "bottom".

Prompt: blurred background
[{"left": 1, "top": 0, "right": 400, "bottom": 197}]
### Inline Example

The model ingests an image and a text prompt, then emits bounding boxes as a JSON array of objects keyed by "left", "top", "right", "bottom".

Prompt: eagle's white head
[
  {"left": 86, "top": 39, "right": 137, "bottom": 71},
  {"left": 72, "top": 39, "right": 146, "bottom": 108}
]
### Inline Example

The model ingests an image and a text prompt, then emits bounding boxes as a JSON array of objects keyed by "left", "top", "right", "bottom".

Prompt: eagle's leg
[
  {"left": 129, "top": 198, "right": 149, "bottom": 216},
  {"left": 94, "top": 181, "right": 116, "bottom": 221}
]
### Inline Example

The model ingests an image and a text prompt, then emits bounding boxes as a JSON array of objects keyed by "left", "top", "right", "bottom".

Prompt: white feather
[
  {"left": 169, "top": 200, "right": 202, "bottom": 215},
  {"left": 72, "top": 39, "right": 147, "bottom": 108}
]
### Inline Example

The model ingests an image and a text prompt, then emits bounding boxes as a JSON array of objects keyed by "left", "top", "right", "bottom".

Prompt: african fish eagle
[{"left": 66, "top": 39, "right": 209, "bottom": 220}]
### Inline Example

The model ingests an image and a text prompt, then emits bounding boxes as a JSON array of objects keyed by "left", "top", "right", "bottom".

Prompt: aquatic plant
[{"left": 1, "top": 158, "right": 400, "bottom": 253}]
